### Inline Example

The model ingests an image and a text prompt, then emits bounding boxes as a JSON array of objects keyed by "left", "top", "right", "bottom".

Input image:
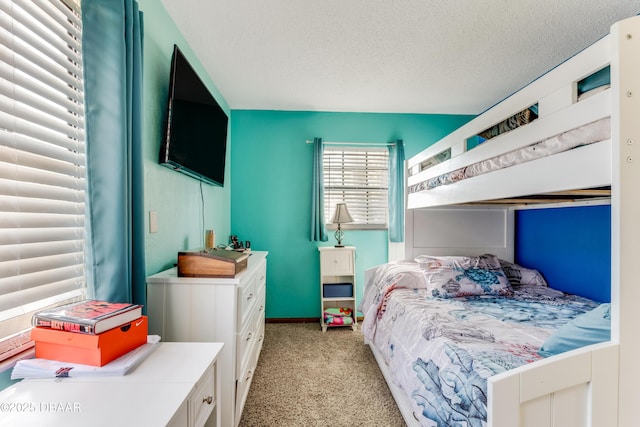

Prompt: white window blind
[
  {"left": 0, "top": 0, "right": 86, "bottom": 360},
  {"left": 323, "top": 147, "right": 389, "bottom": 229}
]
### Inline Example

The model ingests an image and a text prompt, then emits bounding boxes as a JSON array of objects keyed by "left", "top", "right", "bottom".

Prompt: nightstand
[{"left": 318, "top": 246, "right": 356, "bottom": 332}]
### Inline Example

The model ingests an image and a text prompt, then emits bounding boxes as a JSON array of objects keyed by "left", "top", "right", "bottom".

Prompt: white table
[{"left": 0, "top": 342, "right": 223, "bottom": 427}]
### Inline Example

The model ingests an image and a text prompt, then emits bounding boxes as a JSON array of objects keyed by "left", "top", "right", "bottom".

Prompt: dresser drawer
[
  {"left": 237, "top": 273, "right": 258, "bottom": 326},
  {"left": 190, "top": 362, "right": 216, "bottom": 427},
  {"left": 235, "top": 335, "right": 261, "bottom": 424},
  {"left": 237, "top": 261, "right": 266, "bottom": 327},
  {"left": 236, "top": 288, "right": 265, "bottom": 379}
]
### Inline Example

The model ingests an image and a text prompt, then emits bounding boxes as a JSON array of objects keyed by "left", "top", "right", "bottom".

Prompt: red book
[{"left": 32, "top": 300, "right": 142, "bottom": 335}]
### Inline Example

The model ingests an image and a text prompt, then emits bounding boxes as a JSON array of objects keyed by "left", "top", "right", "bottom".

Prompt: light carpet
[{"left": 238, "top": 322, "right": 406, "bottom": 427}]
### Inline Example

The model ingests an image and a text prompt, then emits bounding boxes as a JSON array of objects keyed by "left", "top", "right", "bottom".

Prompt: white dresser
[
  {"left": 147, "top": 251, "right": 267, "bottom": 427},
  {"left": 0, "top": 342, "right": 223, "bottom": 427}
]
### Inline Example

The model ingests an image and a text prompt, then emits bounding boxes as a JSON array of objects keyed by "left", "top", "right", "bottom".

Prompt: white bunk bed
[{"left": 363, "top": 15, "right": 640, "bottom": 427}]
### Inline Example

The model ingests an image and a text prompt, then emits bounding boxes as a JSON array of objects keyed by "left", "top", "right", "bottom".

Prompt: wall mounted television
[{"left": 159, "top": 45, "right": 228, "bottom": 187}]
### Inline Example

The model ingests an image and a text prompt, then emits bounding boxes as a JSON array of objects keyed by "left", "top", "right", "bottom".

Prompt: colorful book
[{"left": 32, "top": 300, "right": 142, "bottom": 335}]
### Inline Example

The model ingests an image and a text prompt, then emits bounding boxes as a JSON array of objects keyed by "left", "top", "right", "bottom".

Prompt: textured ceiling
[{"left": 160, "top": 0, "right": 640, "bottom": 115}]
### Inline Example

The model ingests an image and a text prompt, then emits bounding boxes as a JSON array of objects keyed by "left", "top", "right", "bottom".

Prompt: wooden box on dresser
[{"left": 147, "top": 251, "right": 268, "bottom": 427}]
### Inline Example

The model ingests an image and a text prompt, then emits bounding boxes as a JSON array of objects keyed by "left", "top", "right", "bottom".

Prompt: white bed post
[{"left": 611, "top": 16, "right": 640, "bottom": 427}]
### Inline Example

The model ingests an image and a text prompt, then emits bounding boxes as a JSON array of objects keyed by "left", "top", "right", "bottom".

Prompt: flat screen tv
[{"left": 159, "top": 45, "right": 228, "bottom": 186}]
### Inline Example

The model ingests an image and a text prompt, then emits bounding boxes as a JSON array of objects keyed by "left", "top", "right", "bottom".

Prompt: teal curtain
[
  {"left": 310, "top": 137, "right": 328, "bottom": 241},
  {"left": 388, "top": 140, "right": 405, "bottom": 242},
  {"left": 82, "top": 0, "right": 145, "bottom": 305}
]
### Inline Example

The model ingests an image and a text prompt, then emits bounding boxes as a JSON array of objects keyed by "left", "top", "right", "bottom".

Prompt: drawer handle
[
  {"left": 202, "top": 395, "right": 213, "bottom": 405},
  {"left": 258, "top": 305, "right": 264, "bottom": 312},
  {"left": 246, "top": 332, "right": 253, "bottom": 342},
  {"left": 247, "top": 293, "right": 254, "bottom": 301},
  {"left": 245, "top": 370, "right": 253, "bottom": 381}
]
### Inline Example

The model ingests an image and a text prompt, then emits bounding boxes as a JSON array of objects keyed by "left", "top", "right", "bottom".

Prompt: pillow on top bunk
[
  {"left": 477, "top": 107, "right": 538, "bottom": 140},
  {"left": 498, "top": 259, "right": 548, "bottom": 287},
  {"left": 538, "top": 303, "right": 611, "bottom": 357},
  {"left": 414, "top": 254, "right": 512, "bottom": 298}
]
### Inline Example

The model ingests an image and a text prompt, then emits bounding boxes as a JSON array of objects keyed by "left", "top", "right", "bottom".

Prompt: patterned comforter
[{"left": 360, "top": 262, "right": 600, "bottom": 427}]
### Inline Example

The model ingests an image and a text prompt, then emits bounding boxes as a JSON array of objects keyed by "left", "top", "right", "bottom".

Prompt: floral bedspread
[{"left": 360, "top": 262, "right": 600, "bottom": 427}]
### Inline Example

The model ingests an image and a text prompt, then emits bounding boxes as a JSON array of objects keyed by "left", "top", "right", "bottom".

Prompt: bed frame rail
[{"left": 488, "top": 342, "right": 619, "bottom": 427}]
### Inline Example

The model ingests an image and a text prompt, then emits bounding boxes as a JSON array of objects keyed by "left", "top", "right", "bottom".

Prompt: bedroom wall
[
  {"left": 1, "top": 4, "right": 470, "bottom": 388},
  {"left": 230, "top": 110, "right": 473, "bottom": 319},
  {"left": 106, "top": 3, "right": 475, "bottom": 321},
  {"left": 138, "top": 0, "right": 232, "bottom": 277}
]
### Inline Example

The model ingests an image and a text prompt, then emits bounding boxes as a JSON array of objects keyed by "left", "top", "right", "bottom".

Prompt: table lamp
[{"left": 331, "top": 203, "right": 354, "bottom": 247}]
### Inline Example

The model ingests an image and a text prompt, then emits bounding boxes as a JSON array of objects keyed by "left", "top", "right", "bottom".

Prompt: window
[
  {"left": 323, "top": 146, "right": 389, "bottom": 229},
  {"left": 0, "top": 0, "right": 86, "bottom": 361}
]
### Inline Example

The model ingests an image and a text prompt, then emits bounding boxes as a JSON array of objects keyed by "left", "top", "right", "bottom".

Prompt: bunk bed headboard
[
  {"left": 405, "top": 206, "right": 514, "bottom": 262},
  {"left": 404, "top": 202, "right": 612, "bottom": 302}
]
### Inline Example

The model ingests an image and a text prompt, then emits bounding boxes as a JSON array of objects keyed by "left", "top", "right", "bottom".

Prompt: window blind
[
  {"left": 323, "top": 147, "right": 389, "bottom": 228},
  {"left": 0, "top": 0, "right": 86, "bottom": 358}
]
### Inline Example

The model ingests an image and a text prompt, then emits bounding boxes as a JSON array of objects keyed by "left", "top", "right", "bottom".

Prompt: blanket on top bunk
[
  {"left": 409, "top": 116, "right": 610, "bottom": 194},
  {"left": 360, "top": 259, "right": 604, "bottom": 427}
]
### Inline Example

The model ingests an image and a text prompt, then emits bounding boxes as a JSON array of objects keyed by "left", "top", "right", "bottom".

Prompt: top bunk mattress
[{"left": 409, "top": 117, "right": 610, "bottom": 194}]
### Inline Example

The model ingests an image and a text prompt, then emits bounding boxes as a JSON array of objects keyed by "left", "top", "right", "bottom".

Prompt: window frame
[{"left": 322, "top": 145, "right": 389, "bottom": 231}]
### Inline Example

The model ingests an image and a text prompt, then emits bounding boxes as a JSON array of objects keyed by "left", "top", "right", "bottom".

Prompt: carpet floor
[{"left": 238, "top": 322, "right": 406, "bottom": 427}]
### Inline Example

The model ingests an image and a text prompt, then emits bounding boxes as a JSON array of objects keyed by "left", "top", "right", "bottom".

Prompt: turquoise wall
[
  {"left": 1, "top": 3, "right": 472, "bottom": 389},
  {"left": 138, "top": 0, "right": 232, "bottom": 277},
  {"left": 230, "top": 111, "right": 473, "bottom": 319}
]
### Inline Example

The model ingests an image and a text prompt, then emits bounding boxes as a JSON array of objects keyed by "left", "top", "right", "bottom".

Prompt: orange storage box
[{"left": 31, "top": 316, "right": 148, "bottom": 367}]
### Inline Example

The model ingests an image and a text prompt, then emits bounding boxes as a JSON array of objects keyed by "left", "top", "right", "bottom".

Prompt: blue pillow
[{"left": 538, "top": 303, "right": 611, "bottom": 357}]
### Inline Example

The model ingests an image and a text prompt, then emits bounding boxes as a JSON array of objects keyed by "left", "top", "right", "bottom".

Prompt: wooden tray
[{"left": 177, "top": 248, "right": 249, "bottom": 278}]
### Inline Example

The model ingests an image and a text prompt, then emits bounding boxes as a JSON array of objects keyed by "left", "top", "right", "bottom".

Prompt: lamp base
[{"left": 334, "top": 227, "right": 345, "bottom": 248}]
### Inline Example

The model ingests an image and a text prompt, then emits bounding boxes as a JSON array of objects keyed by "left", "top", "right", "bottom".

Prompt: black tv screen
[{"left": 160, "top": 45, "right": 228, "bottom": 186}]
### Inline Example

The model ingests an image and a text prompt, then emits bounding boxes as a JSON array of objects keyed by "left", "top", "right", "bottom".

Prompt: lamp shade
[{"left": 331, "top": 203, "right": 354, "bottom": 224}]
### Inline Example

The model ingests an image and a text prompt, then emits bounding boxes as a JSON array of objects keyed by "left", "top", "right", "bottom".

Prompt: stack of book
[{"left": 31, "top": 300, "right": 148, "bottom": 367}]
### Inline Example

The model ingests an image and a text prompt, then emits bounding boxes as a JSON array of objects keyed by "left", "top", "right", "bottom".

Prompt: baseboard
[
  {"left": 266, "top": 318, "right": 318, "bottom": 324},
  {"left": 266, "top": 316, "right": 364, "bottom": 323}
]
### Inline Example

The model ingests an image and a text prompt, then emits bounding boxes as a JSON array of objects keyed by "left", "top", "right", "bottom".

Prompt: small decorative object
[
  {"left": 205, "top": 229, "right": 215, "bottom": 249},
  {"left": 331, "top": 203, "right": 354, "bottom": 247}
]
